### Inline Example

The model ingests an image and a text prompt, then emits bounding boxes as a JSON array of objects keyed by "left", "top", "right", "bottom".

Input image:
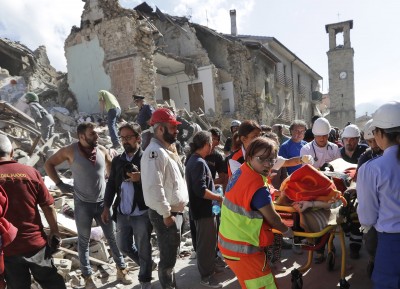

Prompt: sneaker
[
  {"left": 140, "top": 281, "right": 152, "bottom": 289},
  {"left": 215, "top": 256, "right": 226, "bottom": 267},
  {"left": 200, "top": 276, "right": 223, "bottom": 288},
  {"left": 292, "top": 245, "right": 303, "bottom": 255},
  {"left": 117, "top": 267, "right": 133, "bottom": 285},
  {"left": 83, "top": 275, "right": 97, "bottom": 289}
]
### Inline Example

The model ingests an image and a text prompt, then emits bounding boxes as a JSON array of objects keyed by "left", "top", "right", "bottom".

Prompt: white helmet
[
  {"left": 342, "top": 124, "right": 360, "bottom": 138},
  {"left": 312, "top": 117, "right": 331, "bottom": 136},
  {"left": 370, "top": 101, "right": 400, "bottom": 132},
  {"left": 363, "top": 119, "right": 374, "bottom": 140},
  {"left": 231, "top": 120, "right": 241, "bottom": 127}
]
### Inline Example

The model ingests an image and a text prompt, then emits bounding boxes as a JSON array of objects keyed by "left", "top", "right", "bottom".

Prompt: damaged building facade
[
  {"left": 0, "top": 37, "right": 76, "bottom": 113},
  {"left": 65, "top": 0, "right": 324, "bottom": 131}
]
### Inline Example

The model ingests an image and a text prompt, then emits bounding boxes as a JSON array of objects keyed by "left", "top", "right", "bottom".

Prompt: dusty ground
[{"left": 77, "top": 235, "right": 373, "bottom": 289}]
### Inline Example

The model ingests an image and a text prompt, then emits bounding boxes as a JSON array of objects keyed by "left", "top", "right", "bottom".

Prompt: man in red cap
[{"left": 140, "top": 108, "right": 189, "bottom": 289}]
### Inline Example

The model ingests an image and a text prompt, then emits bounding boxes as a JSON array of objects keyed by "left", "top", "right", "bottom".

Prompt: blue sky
[{"left": 1, "top": 0, "right": 399, "bottom": 108}]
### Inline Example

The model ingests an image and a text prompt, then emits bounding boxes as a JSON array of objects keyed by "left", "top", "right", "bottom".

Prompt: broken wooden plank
[{"left": 0, "top": 100, "right": 36, "bottom": 125}]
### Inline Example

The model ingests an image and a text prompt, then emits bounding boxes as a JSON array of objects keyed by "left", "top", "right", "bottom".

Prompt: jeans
[
  {"left": 107, "top": 107, "right": 121, "bottom": 146},
  {"left": 372, "top": 232, "right": 400, "bottom": 289},
  {"left": 40, "top": 124, "right": 54, "bottom": 141},
  {"left": 148, "top": 209, "right": 182, "bottom": 289},
  {"left": 74, "top": 197, "right": 126, "bottom": 276},
  {"left": 4, "top": 245, "right": 66, "bottom": 289},
  {"left": 116, "top": 211, "right": 153, "bottom": 282}
]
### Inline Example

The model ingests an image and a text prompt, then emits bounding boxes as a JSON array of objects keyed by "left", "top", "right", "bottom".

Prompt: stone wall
[{"left": 65, "top": 0, "right": 158, "bottom": 113}]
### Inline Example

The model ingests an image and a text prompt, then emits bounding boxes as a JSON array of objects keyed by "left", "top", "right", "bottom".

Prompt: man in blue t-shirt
[{"left": 279, "top": 120, "right": 308, "bottom": 175}]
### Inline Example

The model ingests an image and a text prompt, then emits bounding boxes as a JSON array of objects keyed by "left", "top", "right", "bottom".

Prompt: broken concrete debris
[{"left": 1, "top": 93, "right": 207, "bottom": 289}]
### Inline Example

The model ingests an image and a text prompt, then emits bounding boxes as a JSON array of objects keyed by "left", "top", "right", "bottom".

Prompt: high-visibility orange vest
[
  {"left": 227, "top": 148, "right": 244, "bottom": 177},
  {"left": 219, "top": 162, "right": 274, "bottom": 259}
]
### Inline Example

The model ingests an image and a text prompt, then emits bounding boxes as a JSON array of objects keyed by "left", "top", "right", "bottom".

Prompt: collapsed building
[
  {"left": 64, "top": 0, "right": 326, "bottom": 133},
  {"left": 0, "top": 37, "right": 77, "bottom": 112}
]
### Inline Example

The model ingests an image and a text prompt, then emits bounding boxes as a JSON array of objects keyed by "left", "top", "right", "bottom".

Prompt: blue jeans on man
[
  {"left": 148, "top": 209, "right": 182, "bottom": 289},
  {"left": 74, "top": 197, "right": 126, "bottom": 276},
  {"left": 107, "top": 107, "right": 121, "bottom": 147},
  {"left": 116, "top": 211, "right": 153, "bottom": 283}
]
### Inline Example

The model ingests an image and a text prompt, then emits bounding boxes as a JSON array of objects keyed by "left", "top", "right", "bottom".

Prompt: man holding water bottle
[{"left": 185, "top": 131, "right": 225, "bottom": 288}]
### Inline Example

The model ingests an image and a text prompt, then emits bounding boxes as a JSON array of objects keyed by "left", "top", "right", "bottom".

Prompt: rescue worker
[
  {"left": 0, "top": 135, "right": 64, "bottom": 289},
  {"left": 357, "top": 101, "right": 400, "bottom": 289},
  {"left": 303, "top": 115, "right": 320, "bottom": 142},
  {"left": 24, "top": 92, "right": 55, "bottom": 141},
  {"left": 227, "top": 120, "right": 261, "bottom": 177},
  {"left": 98, "top": 90, "right": 121, "bottom": 149},
  {"left": 340, "top": 124, "right": 368, "bottom": 164},
  {"left": 355, "top": 119, "right": 383, "bottom": 277},
  {"left": 223, "top": 120, "right": 241, "bottom": 155},
  {"left": 340, "top": 124, "right": 370, "bottom": 260},
  {"left": 218, "top": 137, "right": 293, "bottom": 288},
  {"left": 133, "top": 94, "right": 154, "bottom": 150},
  {"left": 357, "top": 119, "right": 384, "bottom": 170},
  {"left": 300, "top": 117, "right": 341, "bottom": 170}
]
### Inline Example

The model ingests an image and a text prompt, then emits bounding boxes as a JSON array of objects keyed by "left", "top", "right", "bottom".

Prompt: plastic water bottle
[{"left": 212, "top": 186, "right": 223, "bottom": 215}]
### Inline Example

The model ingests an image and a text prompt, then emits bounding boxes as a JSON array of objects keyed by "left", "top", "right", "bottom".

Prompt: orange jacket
[
  {"left": 219, "top": 162, "right": 274, "bottom": 259},
  {"left": 227, "top": 148, "right": 244, "bottom": 178}
]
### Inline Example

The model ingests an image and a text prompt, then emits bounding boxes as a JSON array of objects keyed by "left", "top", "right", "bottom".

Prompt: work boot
[
  {"left": 117, "top": 267, "right": 133, "bottom": 285},
  {"left": 83, "top": 275, "right": 97, "bottom": 289}
]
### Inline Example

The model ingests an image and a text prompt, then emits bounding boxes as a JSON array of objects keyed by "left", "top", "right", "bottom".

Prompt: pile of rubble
[
  {"left": 0, "top": 96, "right": 209, "bottom": 289},
  {"left": 37, "top": 177, "right": 194, "bottom": 288}
]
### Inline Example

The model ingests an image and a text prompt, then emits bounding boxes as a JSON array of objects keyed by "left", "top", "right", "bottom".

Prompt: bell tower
[{"left": 325, "top": 20, "right": 355, "bottom": 128}]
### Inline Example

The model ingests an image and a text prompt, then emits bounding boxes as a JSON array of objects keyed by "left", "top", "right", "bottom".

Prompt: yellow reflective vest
[{"left": 218, "top": 162, "right": 274, "bottom": 259}]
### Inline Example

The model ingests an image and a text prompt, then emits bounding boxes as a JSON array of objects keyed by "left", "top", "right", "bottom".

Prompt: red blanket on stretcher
[{"left": 279, "top": 165, "right": 347, "bottom": 206}]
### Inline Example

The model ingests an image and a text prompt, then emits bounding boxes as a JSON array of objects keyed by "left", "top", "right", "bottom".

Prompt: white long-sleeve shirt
[
  {"left": 141, "top": 138, "right": 188, "bottom": 218},
  {"left": 300, "top": 140, "right": 341, "bottom": 169},
  {"left": 357, "top": 145, "right": 400, "bottom": 233}
]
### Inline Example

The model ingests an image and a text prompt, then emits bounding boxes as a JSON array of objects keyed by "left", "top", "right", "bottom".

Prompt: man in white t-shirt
[{"left": 300, "top": 118, "right": 341, "bottom": 169}]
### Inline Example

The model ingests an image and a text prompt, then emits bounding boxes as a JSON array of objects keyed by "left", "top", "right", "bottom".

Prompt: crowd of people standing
[{"left": 0, "top": 92, "right": 398, "bottom": 289}]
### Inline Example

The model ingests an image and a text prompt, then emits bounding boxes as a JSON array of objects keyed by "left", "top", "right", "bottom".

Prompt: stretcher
[{"left": 274, "top": 203, "right": 350, "bottom": 289}]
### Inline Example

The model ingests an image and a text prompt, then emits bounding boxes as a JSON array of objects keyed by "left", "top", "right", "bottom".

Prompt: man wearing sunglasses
[{"left": 101, "top": 122, "right": 155, "bottom": 289}]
